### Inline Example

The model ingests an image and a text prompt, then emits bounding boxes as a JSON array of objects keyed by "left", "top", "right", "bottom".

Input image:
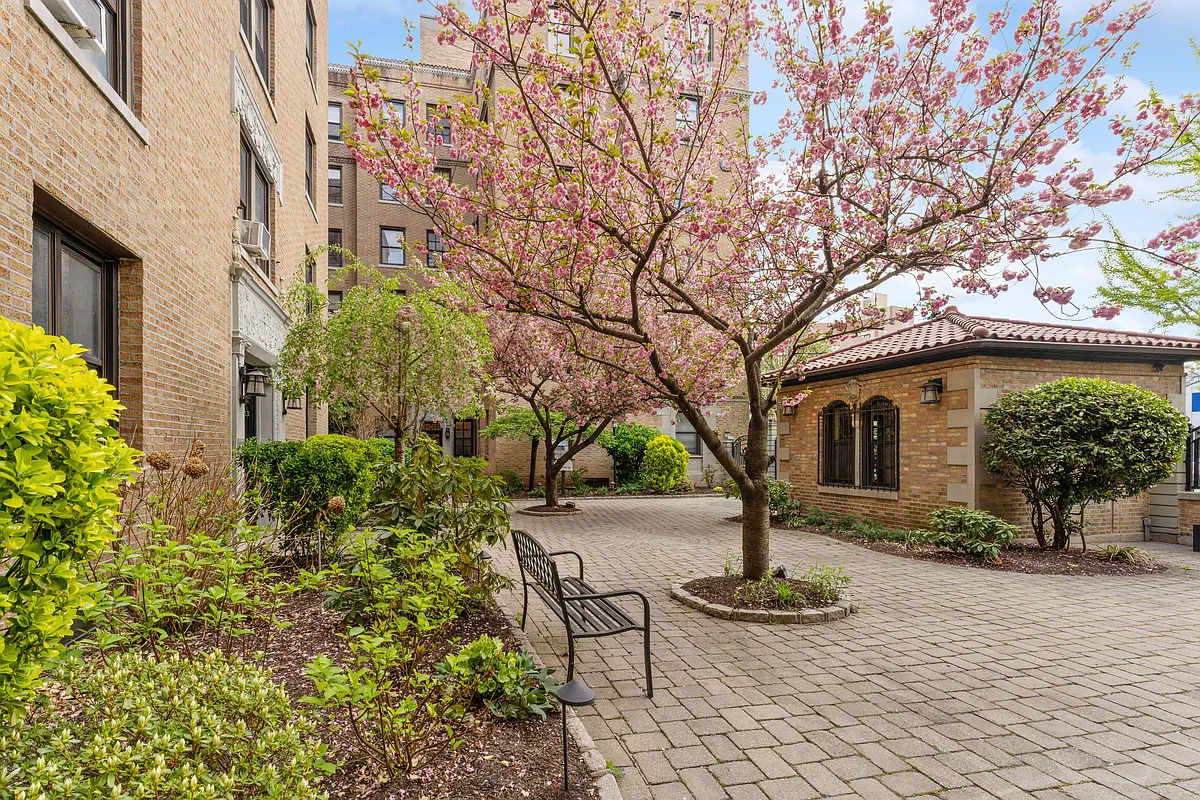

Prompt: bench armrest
[{"left": 547, "top": 549, "right": 584, "bottom": 579}]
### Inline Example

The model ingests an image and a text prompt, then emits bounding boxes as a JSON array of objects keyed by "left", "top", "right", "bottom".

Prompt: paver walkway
[{"left": 495, "top": 497, "right": 1200, "bottom": 800}]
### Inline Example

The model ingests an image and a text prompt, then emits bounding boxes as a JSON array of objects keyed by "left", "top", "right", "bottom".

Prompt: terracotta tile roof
[{"left": 787, "top": 306, "right": 1200, "bottom": 381}]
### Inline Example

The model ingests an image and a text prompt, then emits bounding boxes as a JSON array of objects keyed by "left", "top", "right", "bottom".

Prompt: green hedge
[{"left": 240, "top": 434, "right": 377, "bottom": 558}]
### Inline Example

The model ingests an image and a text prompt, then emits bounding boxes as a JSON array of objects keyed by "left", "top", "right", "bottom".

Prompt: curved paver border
[
  {"left": 668, "top": 578, "right": 857, "bottom": 624},
  {"left": 516, "top": 505, "right": 583, "bottom": 517}
]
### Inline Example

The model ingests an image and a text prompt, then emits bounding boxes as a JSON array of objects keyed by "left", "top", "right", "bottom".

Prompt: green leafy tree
[
  {"left": 275, "top": 254, "right": 490, "bottom": 461},
  {"left": 981, "top": 378, "right": 1188, "bottom": 550},
  {"left": 0, "top": 319, "right": 140, "bottom": 721},
  {"left": 596, "top": 423, "right": 660, "bottom": 487},
  {"left": 480, "top": 408, "right": 604, "bottom": 506}
]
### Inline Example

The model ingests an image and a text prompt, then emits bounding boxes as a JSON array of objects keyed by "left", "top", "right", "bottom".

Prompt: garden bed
[
  {"left": 261, "top": 589, "right": 599, "bottom": 800},
  {"left": 671, "top": 577, "right": 855, "bottom": 624},
  {"left": 789, "top": 523, "right": 1168, "bottom": 576}
]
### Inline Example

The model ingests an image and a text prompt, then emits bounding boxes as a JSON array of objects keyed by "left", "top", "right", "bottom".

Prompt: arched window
[
  {"left": 860, "top": 396, "right": 899, "bottom": 490},
  {"left": 820, "top": 401, "right": 855, "bottom": 486}
]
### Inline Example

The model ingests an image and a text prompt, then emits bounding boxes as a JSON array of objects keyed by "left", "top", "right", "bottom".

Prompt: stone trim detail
[
  {"left": 231, "top": 54, "right": 284, "bottom": 202},
  {"left": 501, "top": 602, "right": 625, "bottom": 800},
  {"left": 668, "top": 580, "right": 858, "bottom": 624}
]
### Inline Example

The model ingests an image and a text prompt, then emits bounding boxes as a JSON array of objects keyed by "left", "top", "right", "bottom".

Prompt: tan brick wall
[
  {"left": 778, "top": 355, "right": 1185, "bottom": 541},
  {"left": 2, "top": 0, "right": 327, "bottom": 455},
  {"left": 1178, "top": 495, "right": 1200, "bottom": 546}
]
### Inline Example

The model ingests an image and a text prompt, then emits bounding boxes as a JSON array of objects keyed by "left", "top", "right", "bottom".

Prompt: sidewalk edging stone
[{"left": 668, "top": 579, "right": 857, "bottom": 624}]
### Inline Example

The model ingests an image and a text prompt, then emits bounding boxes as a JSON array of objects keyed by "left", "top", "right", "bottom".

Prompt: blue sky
[{"left": 329, "top": 0, "right": 1200, "bottom": 332}]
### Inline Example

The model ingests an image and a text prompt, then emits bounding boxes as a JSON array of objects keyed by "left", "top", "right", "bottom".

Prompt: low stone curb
[
  {"left": 668, "top": 579, "right": 857, "bottom": 624},
  {"left": 501, "top": 601, "right": 625, "bottom": 800},
  {"left": 516, "top": 506, "right": 583, "bottom": 517}
]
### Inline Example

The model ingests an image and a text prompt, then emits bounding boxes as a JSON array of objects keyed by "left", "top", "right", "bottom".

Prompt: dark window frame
[
  {"left": 31, "top": 215, "right": 117, "bottom": 384},
  {"left": 818, "top": 401, "right": 856, "bottom": 488},
  {"left": 676, "top": 413, "right": 702, "bottom": 456},
  {"left": 304, "top": 124, "right": 315, "bottom": 202},
  {"left": 305, "top": 0, "right": 316, "bottom": 76},
  {"left": 453, "top": 418, "right": 477, "bottom": 457},
  {"left": 380, "top": 226, "right": 406, "bottom": 266},
  {"left": 327, "top": 165, "right": 343, "bottom": 205},
  {"left": 327, "top": 290, "right": 343, "bottom": 313},
  {"left": 328, "top": 228, "right": 343, "bottom": 269},
  {"left": 860, "top": 396, "right": 900, "bottom": 491},
  {"left": 328, "top": 103, "right": 342, "bottom": 141},
  {"left": 426, "top": 228, "right": 445, "bottom": 267},
  {"left": 427, "top": 104, "right": 452, "bottom": 146},
  {"left": 380, "top": 181, "right": 400, "bottom": 203}
]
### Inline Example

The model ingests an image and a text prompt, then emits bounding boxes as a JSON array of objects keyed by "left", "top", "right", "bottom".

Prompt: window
[
  {"left": 241, "top": 0, "right": 271, "bottom": 84},
  {"left": 860, "top": 397, "right": 899, "bottom": 490},
  {"left": 328, "top": 166, "right": 342, "bottom": 205},
  {"left": 667, "top": 13, "right": 713, "bottom": 64},
  {"left": 425, "top": 166, "right": 453, "bottom": 206},
  {"left": 327, "top": 290, "right": 342, "bottom": 312},
  {"left": 305, "top": 1, "right": 316, "bottom": 76},
  {"left": 427, "top": 105, "right": 452, "bottom": 146},
  {"left": 63, "top": 0, "right": 127, "bottom": 99},
  {"left": 387, "top": 100, "right": 406, "bottom": 125},
  {"left": 453, "top": 418, "right": 477, "bottom": 457},
  {"left": 380, "top": 181, "right": 399, "bottom": 203},
  {"left": 676, "top": 414, "right": 701, "bottom": 456},
  {"left": 677, "top": 95, "right": 700, "bottom": 131},
  {"left": 32, "top": 218, "right": 115, "bottom": 381},
  {"left": 380, "top": 227, "right": 405, "bottom": 265},
  {"left": 328, "top": 229, "right": 342, "bottom": 269},
  {"left": 240, "top": 137, "right": 270, "bottom": 229},
  {"left": 548, "top": 5, "right": 573, "bottom": 55},
  {"left": 328, "top": 103, "right": 342, "bottom": 140},
  {"left": 426, "top": 229, "right": 445, "bottom": 267},
  {"left": 819, "top": 401, "right": 855, "bottom": 487},
  {"left": 305, "top": 124, "right": 315, "bottom": 202}
]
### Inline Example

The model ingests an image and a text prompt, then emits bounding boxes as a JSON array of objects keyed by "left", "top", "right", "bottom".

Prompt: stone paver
[{"left": 496, "top": 497, "right": 1200, "bottom": 799}]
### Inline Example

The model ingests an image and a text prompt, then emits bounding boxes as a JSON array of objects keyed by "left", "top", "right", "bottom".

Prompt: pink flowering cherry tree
[
  {"left": 345, "top": 0, "right": 1188, "bottom": 579},
  {"left": 483, "top": 314, "right": 655, "bottom": 507}
]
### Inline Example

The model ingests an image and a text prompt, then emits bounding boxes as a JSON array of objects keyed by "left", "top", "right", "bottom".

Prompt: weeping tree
[
  {"left": 344, "top": 0, "right": 1190, "bottom": 578},
  {"left": 275, "top": 255, "right": 490, "bottom": 461},
  {"left": 981, "top": 378, "right": 1187, "bottom": 550}
]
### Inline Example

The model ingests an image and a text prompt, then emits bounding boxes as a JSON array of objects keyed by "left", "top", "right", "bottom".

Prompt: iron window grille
[{"left": 817, "top": 398, "right": 900, "bottom": 491}]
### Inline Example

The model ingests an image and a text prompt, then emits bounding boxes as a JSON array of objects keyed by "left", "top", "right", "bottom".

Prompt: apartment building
[{"left": 2, "top": 0, "right": 328, "bottom": 455}]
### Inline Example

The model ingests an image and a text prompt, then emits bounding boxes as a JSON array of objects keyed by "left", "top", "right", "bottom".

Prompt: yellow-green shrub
[
  {"left": 0, "top": 319, "right": 140, "bottom": 720},
  {"left": 642, "top": 435, "right": 690, "bottom": 493}
]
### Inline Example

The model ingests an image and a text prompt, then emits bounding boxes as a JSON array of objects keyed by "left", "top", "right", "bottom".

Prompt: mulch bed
[
  {"left": 682, "top": 575, "right": 830, "bottom": 610},
  {"left": 770, "top": 521, "right": 1167, "bottom": 576},
  {"left": 258, "top": 589, "right": 598, "bottom": 800},
  {"left": 520, "top": 504, "right": 582, "bottom": 513}
]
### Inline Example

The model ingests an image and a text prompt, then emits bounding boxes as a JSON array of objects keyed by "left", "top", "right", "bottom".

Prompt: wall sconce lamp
[
  {"left": 781, "top": 403, "right": 797, "bottom": 416},
  {"left": 920, "top": 378, "right": 944, "bottom": 404},
  {"left": 240, "top": 366, "right": 269, "bottom": 402},
  {"left": 283, "top": 395, "right": 304, "bottom": 415}
]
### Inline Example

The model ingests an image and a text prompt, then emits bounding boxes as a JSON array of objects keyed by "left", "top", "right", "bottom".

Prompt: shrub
[
  {"left": 1094, "top": 543, "right": 1155, "bottom": 565},
  {"left": 372, "top": 436, "right": 509, "bottom": 562},
  {"left": 982, "top": 377, "right": 1188, "bottom": 550},
  {"left": 723, "top": 477, "right": 797, "bottom": 518},
  {"left": 924, "top": 507, "right": 1019, "bottom": 561},
  {"left": 0, "top": 651, "right": 334, "bottom": 799},
  {"left": 803, "top": 563, "right": 850, "bottom": 604},
  {"left": 241, "top": 434, "right": 377, "bottom": 560},
  {"left": 0, "top": 320, "right": 141, "bottom": 720},
  {"left": 367, "top": 436, "right": 397, "bottom": 463},
  {"left": 497, "top": 468, "right": 523, "bottom": 494},
  {"left": 642, "top": 435, "right": 690, "bottom": 493},
  {"left": 702, "top": 464, "right": 718, "bottom": 489},
  {"left": 596, "top": 422, "right": 660, "bottom": 485},
  {"left": 435, "top": 635, "right": 557, "bottom": 720}
]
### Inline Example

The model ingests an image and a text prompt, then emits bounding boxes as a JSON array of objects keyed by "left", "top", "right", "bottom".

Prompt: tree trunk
[
  {"left": 1047, "top": 499, "right": 1070, "bottom": 549},
  {"left": 543, "top": 439, "right": 559, "bottom": 507},
  {"left": 528, "top": 437, "right": 539, "bottom": 490},
  {"left": 739, "top": 415, "right": 773, "bottom": 579},
  {"left": 393, "top": 424, "right": 404, "bottom": 462}
]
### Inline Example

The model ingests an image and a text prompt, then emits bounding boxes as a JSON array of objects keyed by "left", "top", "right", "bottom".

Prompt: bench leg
[
  {"left": 643, "top": 626, "right": 653, "bottom": 699},
  {"left": 520, "top": 583, "right": 529, "bottom": 631}
]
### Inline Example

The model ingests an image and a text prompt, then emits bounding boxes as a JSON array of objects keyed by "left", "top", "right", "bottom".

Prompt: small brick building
[{"left": 775, "top": 308, "right": 1200, "bottom": 545}]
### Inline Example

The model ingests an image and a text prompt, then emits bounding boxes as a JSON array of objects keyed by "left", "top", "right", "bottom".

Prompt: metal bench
[{"left": 512, "top": 529, "right": 653, "bottom": 697}]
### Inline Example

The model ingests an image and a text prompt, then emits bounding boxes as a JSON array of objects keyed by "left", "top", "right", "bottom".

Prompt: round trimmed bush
[
  {"left": 0, "top": 319, "right": 140, "bottom": 720},
  {"left": 642, "top": 435, "right": 690, "bottom": 493}
]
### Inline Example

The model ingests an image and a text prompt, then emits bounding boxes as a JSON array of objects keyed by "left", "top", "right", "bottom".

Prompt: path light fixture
[
  {"left": 920, "top": 377, "right": 944, "bottom": 404},
  {"left": 556, "top": 678, "right": 596, "bottom": 791},
  {"left": 240, "top": 366, "right": 268, "bottom": 402}
]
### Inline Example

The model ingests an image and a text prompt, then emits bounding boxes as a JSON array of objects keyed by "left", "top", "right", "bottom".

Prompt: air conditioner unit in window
[
  {"left": 239, "top": 219, "right": 271, "bottom": 260},
  {"left": 43, "top": 0, "right": 106, "bottom": 52}
]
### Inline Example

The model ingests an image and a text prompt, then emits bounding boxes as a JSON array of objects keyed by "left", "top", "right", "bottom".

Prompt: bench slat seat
[{"left": 514, "top": 529, "right": 653, "bottom": 697}]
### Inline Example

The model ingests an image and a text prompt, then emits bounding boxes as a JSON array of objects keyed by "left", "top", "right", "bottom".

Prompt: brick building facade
[
  {"left": 776, "top": 308, "right": 1200, "bottom": 545},
  {"left": 3, "top": 0, "right": 328, "bottom": 457}
]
